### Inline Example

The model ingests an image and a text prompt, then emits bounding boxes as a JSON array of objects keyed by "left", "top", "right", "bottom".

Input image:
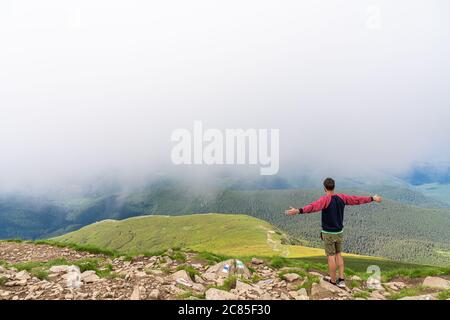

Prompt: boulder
[
  {"left": 283, "top": 273, "right": 300, "bottom": 282},
  {"left": 251, "top": 258, "right": 264, "bottom": 265},
  {"left": 81, "top": 270, "right": 100, "bottom": 283},
  {"left": 399, "top": 294, "right": 437, "bottom": 300},
  {"left": 129, "top": 285, "right": 141, "bottom": 300},
  {"left": 204, "top": 259, "right": 251, "bottom": 280},
  {"left": 149, "top": 289, "right": 160, "bottom": 300},
  {"left": 311, "top": 279, "right": 347, "bottom": 299},
  {"left": 422, "top": 277, "right": 450, "bottom": 290},
  {"left": 296, "top": 288, "right": 309, "bottom": 300},
  {"left": 49, "top": 265, "right": 70, "bottom": 274},
  {"left": 15, "top": 270, "right": 31, "bottom": 281},
  {"left": 383, "top": 282, "right": 406, "bottom": 291},
  {"left": 205, "top": 288, "right": 238, "bottom": 300},
  {"left": 235, "top": 280, "right": 263, "bottom": 295},
  {"left": 170, "top": 270, "right": 193, "bottom": 286},
  {"left": 192, "top": 283, "right": 206, "bottom": 292}
]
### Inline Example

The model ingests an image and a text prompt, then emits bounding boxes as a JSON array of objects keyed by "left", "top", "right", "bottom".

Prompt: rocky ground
[{"left": 0, "top": 241, "right": 449, "bottom": 301}]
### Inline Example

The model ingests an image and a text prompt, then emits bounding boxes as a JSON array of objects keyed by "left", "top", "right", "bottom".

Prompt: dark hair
[{"left": 323, "top": 178, "right": 335, "bottom": 191}]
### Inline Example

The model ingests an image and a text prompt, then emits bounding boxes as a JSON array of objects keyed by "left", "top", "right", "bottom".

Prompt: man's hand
[
  {"left": 285, "top": 207, "right": 300, "bottom": 216},
  {"left": 373, "top": 195, "right": 382, "bottom": 203}
]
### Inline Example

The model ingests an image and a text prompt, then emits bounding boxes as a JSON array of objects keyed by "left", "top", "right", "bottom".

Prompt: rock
[
  {"left": 204, "top": 259, "right": 251, "bottom": 280},
  {"left": 370, "top": 290, "right": 386, "bottom": 300},
  {"left": 5, "top": 280, "right": 27, "bottom": 286},
  {"left": 283, "top": 273, "right": 300, "bottom": 282},
  {"left": 399, "top": 294, "right": 437, "bottom": 300},
  {"left": 130, "top": 285, "right": 141, "bottom": 300},
  {"left": 350, "top": 275, "right": 362, "bottom": 281},
  {"left": 15, "top": 270, "right": 31, "bottom": 281},
  {"left": 295, "top": 288, "right": 309, "bottom": 300},
  {"left": 383, "top": 282, "right": 406, "bottom": 291},
  {"left": 422, "top": 277, "right": 450, "bottom": 290},
  {"left": 192, "top": 283, "right": 206, "bottom": 292},
  {"left": 311, "top": 279, "right": 347, "bottom": 299},
  {"left": 171, "top": 270, "right": 193, "bottom": 286},
  {"left": 81, "top": 271, "right": 100, "bottom": 283},
  {"left": 194, "top": 275, "right": 205, "bottom": 284},
  {"left": 251, "top": 258, "right": 264, "bottom": 265},
  {"left": 149, "top": 289, "right": 160, "bottom": 300},
  {"left": 257, "top": 279, "right": 274, "bottom": 287},
  {"left": 235, "top": 280, "right": 263, "bottom": 295},
  {"left": 49, "top": 265, "right": 69, "bottom": 274},
  {"left": 205, "top": 288, "right": 238, "bottom": 300}
]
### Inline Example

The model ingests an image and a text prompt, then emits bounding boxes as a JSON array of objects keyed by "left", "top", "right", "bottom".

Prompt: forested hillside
[{"left": 1, "top": 183, "right": 449, "bottom": 266}]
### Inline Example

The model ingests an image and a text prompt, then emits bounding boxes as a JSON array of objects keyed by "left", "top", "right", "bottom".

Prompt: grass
[
  {"left": 177, "top": 290, "right": 205, "bottom": 300},
  {"left": 353, "top": 291, "right": 371, "bottom": 299},
  {"left": 51, "top": 214, "right": 330, "bottom": 258},
  {"left": 176, "top": 264, "right": 200, "bottom": 279},
  {"left": 0, "top": 276, "right": 7, "bottom": 285},
  {"left": 210, "top": 276, "right": 238, "bottom": 292},
  {"left": 388, "top": 286, "right": 429, "bottom": 300},
  {"left": 278, "top": 268, "right": 307, "bottom": 279},
  {"left": 437, "top": 290, "right": 450, "bottom": 300},
  {"left": 297, "top": 275, "right": 320, "bottom": 290},
  {"left": 195, "top": 252, "right": 231, "bottom": 265},
  {"left": 382, "top": 267, "right": 450, "bottom": 282},
  {"left": 34, "top": 240, "right": 120, "bottom": 257}
]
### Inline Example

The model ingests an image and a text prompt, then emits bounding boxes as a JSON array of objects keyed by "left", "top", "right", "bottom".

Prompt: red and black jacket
[{"left": 299, "top": 194, "right": 374, "bottom": 233}]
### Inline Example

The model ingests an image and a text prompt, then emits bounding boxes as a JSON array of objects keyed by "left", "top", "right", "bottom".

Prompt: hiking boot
[
  {"left": 337, "top": 278, "right": 346, "bottom": 288},
  {"left": 323, "top": 276, "right": 336, "bottom": 285}
]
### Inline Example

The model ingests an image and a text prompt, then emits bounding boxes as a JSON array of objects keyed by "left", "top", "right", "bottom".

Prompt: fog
[{"left": 1, "top": 0, "right": 450, "bottom": 193}]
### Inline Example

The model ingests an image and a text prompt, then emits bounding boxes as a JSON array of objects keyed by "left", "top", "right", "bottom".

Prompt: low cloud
[{"left": 1, "top": 0, "right": 449, "bottom": 192}]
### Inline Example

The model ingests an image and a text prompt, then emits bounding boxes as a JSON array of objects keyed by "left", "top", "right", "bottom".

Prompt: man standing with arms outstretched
[{"left": 285, "top": 178, "right": 382, "bottom": 288}]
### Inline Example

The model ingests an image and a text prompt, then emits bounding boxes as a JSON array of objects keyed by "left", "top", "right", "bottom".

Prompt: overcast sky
[{"left": 0, "top": 0, "right": 449, "bottom": 191}]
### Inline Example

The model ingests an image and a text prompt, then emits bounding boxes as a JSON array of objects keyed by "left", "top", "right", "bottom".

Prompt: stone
[
  {"left": 350, "top": 275, "right": 362, "bottom": 281},
  {"left": 15, "top": 270, "right": 31, "bottom": 281},
  {"left": 283, "top": 273, "right": 300, "bottom": 282},
  {"left": 149, "top": 289, "right": 160, "bottom": 300},
  {"left": 130, "top": 285, "right": 141, "bottom": 300},
  {"left": 399, "top": 294, "right": 437, "bottom": 300},
  {"left": 422, "top": 277, "right": 450, "bottom": 290},
  {"left": 370, "top": 290, "right": 386, "bottom": 300},
  {"left": 192, "top": 283, "right": 206, "bottom": 292},
  {"left": 171, "top": 270, "right": 193, "bottom": 286},
  {"left": 194, "top": 275, "right": 205, "bottom": 284},
  {"left": 49, "top": 265, "right": 69, "bottom": 274},
  {"left": 204, "top": 259, "right": 251, "bottom": 279},
  {"left": 81, "top": 271, "right": 100, "bottom": 283},
  {"left": 205, "top": 288, "right": 238, "bottom": 300},
  {"left": 383, "top": 282, "right": 406, "bottom": 291},
  {"left": 311, "top": 279, "right": 347, "bottom": 299},
  {"left": 295, "top": 288, "right": 309, "bottom": 300},
  {"left": 251, "top": 258, "right": 264, "bottom": 265}
]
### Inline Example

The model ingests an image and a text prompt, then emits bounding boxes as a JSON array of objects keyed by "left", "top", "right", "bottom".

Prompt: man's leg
[
  {"left": 336, "top": 253, "right": 344, "bottom": 280},
  {"left": 327, "top": 255, "right": 337, "bottom": 283}
]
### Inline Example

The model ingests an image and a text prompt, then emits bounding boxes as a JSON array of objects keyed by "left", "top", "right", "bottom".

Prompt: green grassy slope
[{"left": 53, "top": 213, "right": 332, "bottom": 258}]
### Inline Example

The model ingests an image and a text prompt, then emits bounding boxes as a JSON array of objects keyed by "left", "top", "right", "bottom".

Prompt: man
[{"left": 285, "top": 178, "right": 382, "bottom": 288}]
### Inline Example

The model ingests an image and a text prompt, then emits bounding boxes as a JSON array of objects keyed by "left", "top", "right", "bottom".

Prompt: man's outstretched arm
[
  {"left": 337, "top": 194, "right": 382, "bottom": 205},
  {"left": 285, "top": 196, "right": 331, "bottom": 215}
]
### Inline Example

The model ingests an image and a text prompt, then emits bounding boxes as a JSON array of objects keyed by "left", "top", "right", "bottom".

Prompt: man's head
[{"left": 323, "top": 178, "right": 335, "bottom": 193}]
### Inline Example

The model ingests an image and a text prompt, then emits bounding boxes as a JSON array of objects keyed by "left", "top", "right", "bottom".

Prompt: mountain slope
[{"left": 53, "top": 213, "right": 327, "bottom": 258}]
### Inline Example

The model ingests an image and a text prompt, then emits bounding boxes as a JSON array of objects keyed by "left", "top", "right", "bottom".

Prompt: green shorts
[{"left": 321, "top": 232, "right": 343, "bottom": 256}]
